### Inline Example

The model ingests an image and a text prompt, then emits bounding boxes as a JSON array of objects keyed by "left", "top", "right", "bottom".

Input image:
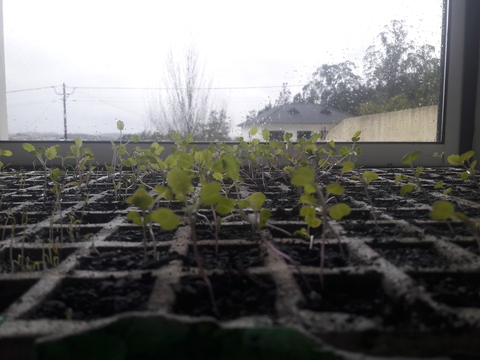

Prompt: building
[{"left": 237, "top": 103, "right": 352, "bottom": 141}]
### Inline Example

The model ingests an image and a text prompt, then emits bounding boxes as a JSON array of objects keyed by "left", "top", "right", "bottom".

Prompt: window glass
[{"left": 4, "top": 0, "right": 444, "bottom": 141}]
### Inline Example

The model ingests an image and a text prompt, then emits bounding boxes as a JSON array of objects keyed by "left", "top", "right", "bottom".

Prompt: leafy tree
[
  {"left": 274, "top": 83, "right": 292, "bottom": 106},
  {"left": 358, "top": 93, "right": 411, "bottom": 115},
  {"left": 201, "top": 109, "right": 231, "bottom": 141}
]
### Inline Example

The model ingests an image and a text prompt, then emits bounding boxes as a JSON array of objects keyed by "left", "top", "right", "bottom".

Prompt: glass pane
[{"left": 4, "top": 0, "right": 444, "bottom": 141}]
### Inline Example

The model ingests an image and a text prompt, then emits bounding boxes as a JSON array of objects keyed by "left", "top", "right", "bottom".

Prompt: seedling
[
  {"left": 22, "top": 143, "right": 61, "bottom": 206},
  {"left": 290, "top": 166, "right": 351, "bottom": 284},
  {"left": 395, "top": 151, "right": 433, "bottom": 204},
  {"left": 447, "top": 150, "right": 480, "bottom": 190},
  {"left": 430, "top": 200, "right": 480, "bottom": 250},
  {"left": 126, "top": 187, "right": 180, "bottom": 262}
]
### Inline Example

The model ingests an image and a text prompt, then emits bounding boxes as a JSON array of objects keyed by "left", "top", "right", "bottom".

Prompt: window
[
  {"left": 297, "top": 131, "right": 311, "bottom": 140},
  {"left": 0, "top": 0, "right": 478, "bottom": 168},
  {"left": 270, "top": 131, "right": 285, "bottom": 141}
]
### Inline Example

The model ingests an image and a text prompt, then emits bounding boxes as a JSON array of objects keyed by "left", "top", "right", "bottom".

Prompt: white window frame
[{"left": 0, "top": 0, "right": 477, "bottom": 168}]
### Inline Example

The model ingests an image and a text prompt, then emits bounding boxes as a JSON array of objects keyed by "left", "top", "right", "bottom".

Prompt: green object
[{"left": 31, "top": 316, "right": 342, "bottom": 360}]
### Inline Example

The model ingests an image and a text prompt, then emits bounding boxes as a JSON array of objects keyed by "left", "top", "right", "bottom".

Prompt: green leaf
[
  {"left": 401, "top": 151, "right": 422, "bottom": 165},
  {"left": 221, "top": 154, "right": 240, "bottom": 181},
  {"left": 171, "top": 133, "right": 180, "bottom": 141},
  {"left": 460, "top": 150, "right": 474, "bottom": 162},
  {"left": 167, "top": 167, "right": 194, "bottom": 196},
  {"left": 394, "top": 174, "right": 408, "bottom": 183},
  {"left": 341, "top": 161, "right": 355, "bottom": 173},
  {"left": 116, "top": 120, "right": 124, "bottom": 131},
  {"left": 75, "top": 137, "right": 82, "bottom": 148},
  {"left": 126, "top": 188, "right": 154, "bottom": 210},
  {"left": 430, "top": 200, "right": 455, "bottom": 220},
  {"left": 447, "top": 154, "right": 463, "bottom": 166},
  {"left": 329, "top": 203, "right": 351, "bottom": 220},
  {"left": 460, "top": 172, "right": 469, "bottom": 180},
  {"left": 305, "top": 215, "right": 321, "bottom": 228},
  {"left": 246, "top": 192, "right": 266, "bottom": 211},
  {"left": 299, "top": 194, "right": 316, "bottom": 205},
  {"left": 176, "top": 151, "right": 194, "bottom": 169},
  {"left": 326, "top": 183, "right": 345, "bottom": 195},
  {"left": 293, "top": 228, "right": 309, "bottom": 240},
  {"left": 434, "top": 180, "right": 444, "bottom": 189},
  {"left": 259, "top": 209, "right": 271, "bottom": 227},
  {"left": 262, "top": 128, "right": 270, "bottom": 141},
  {"left": 150, "top": 208, "right": 180, "bottom": 230},
  {"left": 249, "top": 126, "right": 258, "bottom": 136},
  {"left": 22, "top": 143, "right": 35, "bottom": 153},
  {"left": 45, "top": 146, "right": 58, "bottom": 160},
  {"left": 215, "top": 196, "right": 236, "bottom": 215},
  {"left": 131, "top": 135, "right": 139, "bottom": 143},
  {"left": 127, "top": 211, "right": 142, "bottom": 225},
  {"left": 415, "top": 167, "right": 424, "bottom": 177},
  {"left": 300, "top": 206, "right": 316, "bottom": 217},
  {"left": 362, "top": 171, "right": 378, "bottom": 184},
  {"left": 283, "top": 166, "right": 295, "bottom": 173},
  {"left": 200, "top": 182, "right": 222, "bottom": 205},
  {"left": 154, "top": 185, "right": 174, "bottom": 200},
  {"left": 351, "top": 131, "right": 361, "bottom": 142},
  {"left": 291, "top": 167, "right": 314, "bottom": 187},
  {"left": 400, "top": 184, "right": 415, "bottom": 196}
]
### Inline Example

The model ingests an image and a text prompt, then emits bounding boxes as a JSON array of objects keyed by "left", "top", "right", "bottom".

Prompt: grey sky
[{"left": 4, "top": 0, "right": 443, "bottom": 137}]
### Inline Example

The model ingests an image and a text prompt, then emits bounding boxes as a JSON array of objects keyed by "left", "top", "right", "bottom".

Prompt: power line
[
  {"left": 6, "top": 86, "right": 59, "bottom": 94},
  {"left": 6, "top": 84, "right": 307, "bottom": 93}
]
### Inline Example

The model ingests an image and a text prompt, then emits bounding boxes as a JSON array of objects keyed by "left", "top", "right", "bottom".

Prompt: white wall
[{"left": 326, "top": 106, "right": 438, "bottom": 142}]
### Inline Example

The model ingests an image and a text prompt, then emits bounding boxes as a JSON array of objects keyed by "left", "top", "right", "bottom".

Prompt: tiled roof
[{"left": 238, "top": 103, "right": 353, "bottom": 127}]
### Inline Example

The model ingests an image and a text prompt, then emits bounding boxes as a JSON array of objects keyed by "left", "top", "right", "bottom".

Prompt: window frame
[{"left": 0, "top": 0, "right": 477, "bottom": 168}]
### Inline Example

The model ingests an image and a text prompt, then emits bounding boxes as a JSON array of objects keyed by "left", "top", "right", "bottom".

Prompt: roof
[{"left": 238, "top": 103, "right": 353, "bottom": 127}]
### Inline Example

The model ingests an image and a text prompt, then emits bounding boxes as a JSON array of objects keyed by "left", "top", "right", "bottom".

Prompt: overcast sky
[{"left": 4, "top": 0, "right": 443, "bottom": 138}]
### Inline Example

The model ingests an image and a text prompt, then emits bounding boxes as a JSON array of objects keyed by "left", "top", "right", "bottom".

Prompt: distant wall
[{"left": 326, "top": 106, "right": 438, "bottom": 142}]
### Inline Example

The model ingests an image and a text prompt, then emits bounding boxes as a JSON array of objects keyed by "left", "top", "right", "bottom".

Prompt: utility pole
[
  {"left": 54, "top": 83, "right": 75, "bottom": 139},
  {"left": 63, "top": 83, "right": 67, "bottom": 140}
]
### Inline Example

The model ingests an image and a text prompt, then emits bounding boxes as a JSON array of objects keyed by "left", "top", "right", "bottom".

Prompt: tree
[
  {"left": 149, "top": 43, "right": 228, "bottom": 139},
  {"left": 200, "top": 109, "right": 231, "bottom": 141},
  {"left": 274, "top": 83, "right": 292, "bottom": 106},
  {"left": 363, "top": 20, "right": 441, "bottom": 107}
]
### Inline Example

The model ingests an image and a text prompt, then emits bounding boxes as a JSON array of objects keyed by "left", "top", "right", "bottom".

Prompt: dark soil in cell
[
  {"left": 77, "top": 248, "right": 181, "bottom": 271},
  {"left": 172, "top": 273, "right": 276, "bottom": 320},
  {"left": 273, "top": 242, "right": 361, "bottom": 268},
  {"left": 411, "top": 273, "right": 480, "bottom": 308},
  {"left": 195, "top": 224, "right": 258, "bottom": 241},
  {"left": 106, "top": 226, "right": 176, "bottom": 242},
  {"left": 84, "top": 200, "right": 129, "bottom": 211},
  {"left": 0, "top": 247, "right": 76, "bottom": 273},
  {"left": 26, "top": 273, "right": 155, "bottom": 320},
  {"left": 451, "top": 240, "right": 480, "bottom": 255},
  {"left": 0, "top": 279, "right": 38, "bottom": 312},
  {"left": 156, "top": 200, "right": 184, "bottom": 211},
  {"left": 268, "top": 223, "right": 324, "bottom": 239},
  {"left": 369, "top": 242, "right": 454, "bottom": 268},
  {"left": 297, "top": 273, "right": 446, "bottom": 330},
  {"left": 385, "top": 209, "right": 431, "bottom": 220},
  {"left": 416, "top": 221, "right": 473, "bottom": 237},
  {"left": 59, "top": 211, "right": 119, "bottom": 224},
  {"left": 269, "top": 207, "right": 302, "bottom": 221},
  {"left": 341, "top": 221, "right": 416, "bottom": 238},
  {"left": 27, "top": 226, "right": 102, "bottom": 243},
  {"left": 183, "top": 245, "right": 263, "bottom": 270}
]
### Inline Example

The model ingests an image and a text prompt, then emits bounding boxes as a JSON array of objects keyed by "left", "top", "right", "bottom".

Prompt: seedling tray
[{"left": 1, "top": 168, "right": 480, "bottom": 359}]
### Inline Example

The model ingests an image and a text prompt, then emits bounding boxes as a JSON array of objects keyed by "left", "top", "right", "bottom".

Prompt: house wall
[
  {"left": 238, "top": 123, "right": 334, "bottom": 141},
  {"left": 326, "top": 105, "right": 438, "bottom": 142}
]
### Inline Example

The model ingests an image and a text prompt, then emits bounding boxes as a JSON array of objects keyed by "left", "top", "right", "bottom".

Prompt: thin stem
[{"left": 190, "top": 214, "right": 219, "bottom": 317}]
